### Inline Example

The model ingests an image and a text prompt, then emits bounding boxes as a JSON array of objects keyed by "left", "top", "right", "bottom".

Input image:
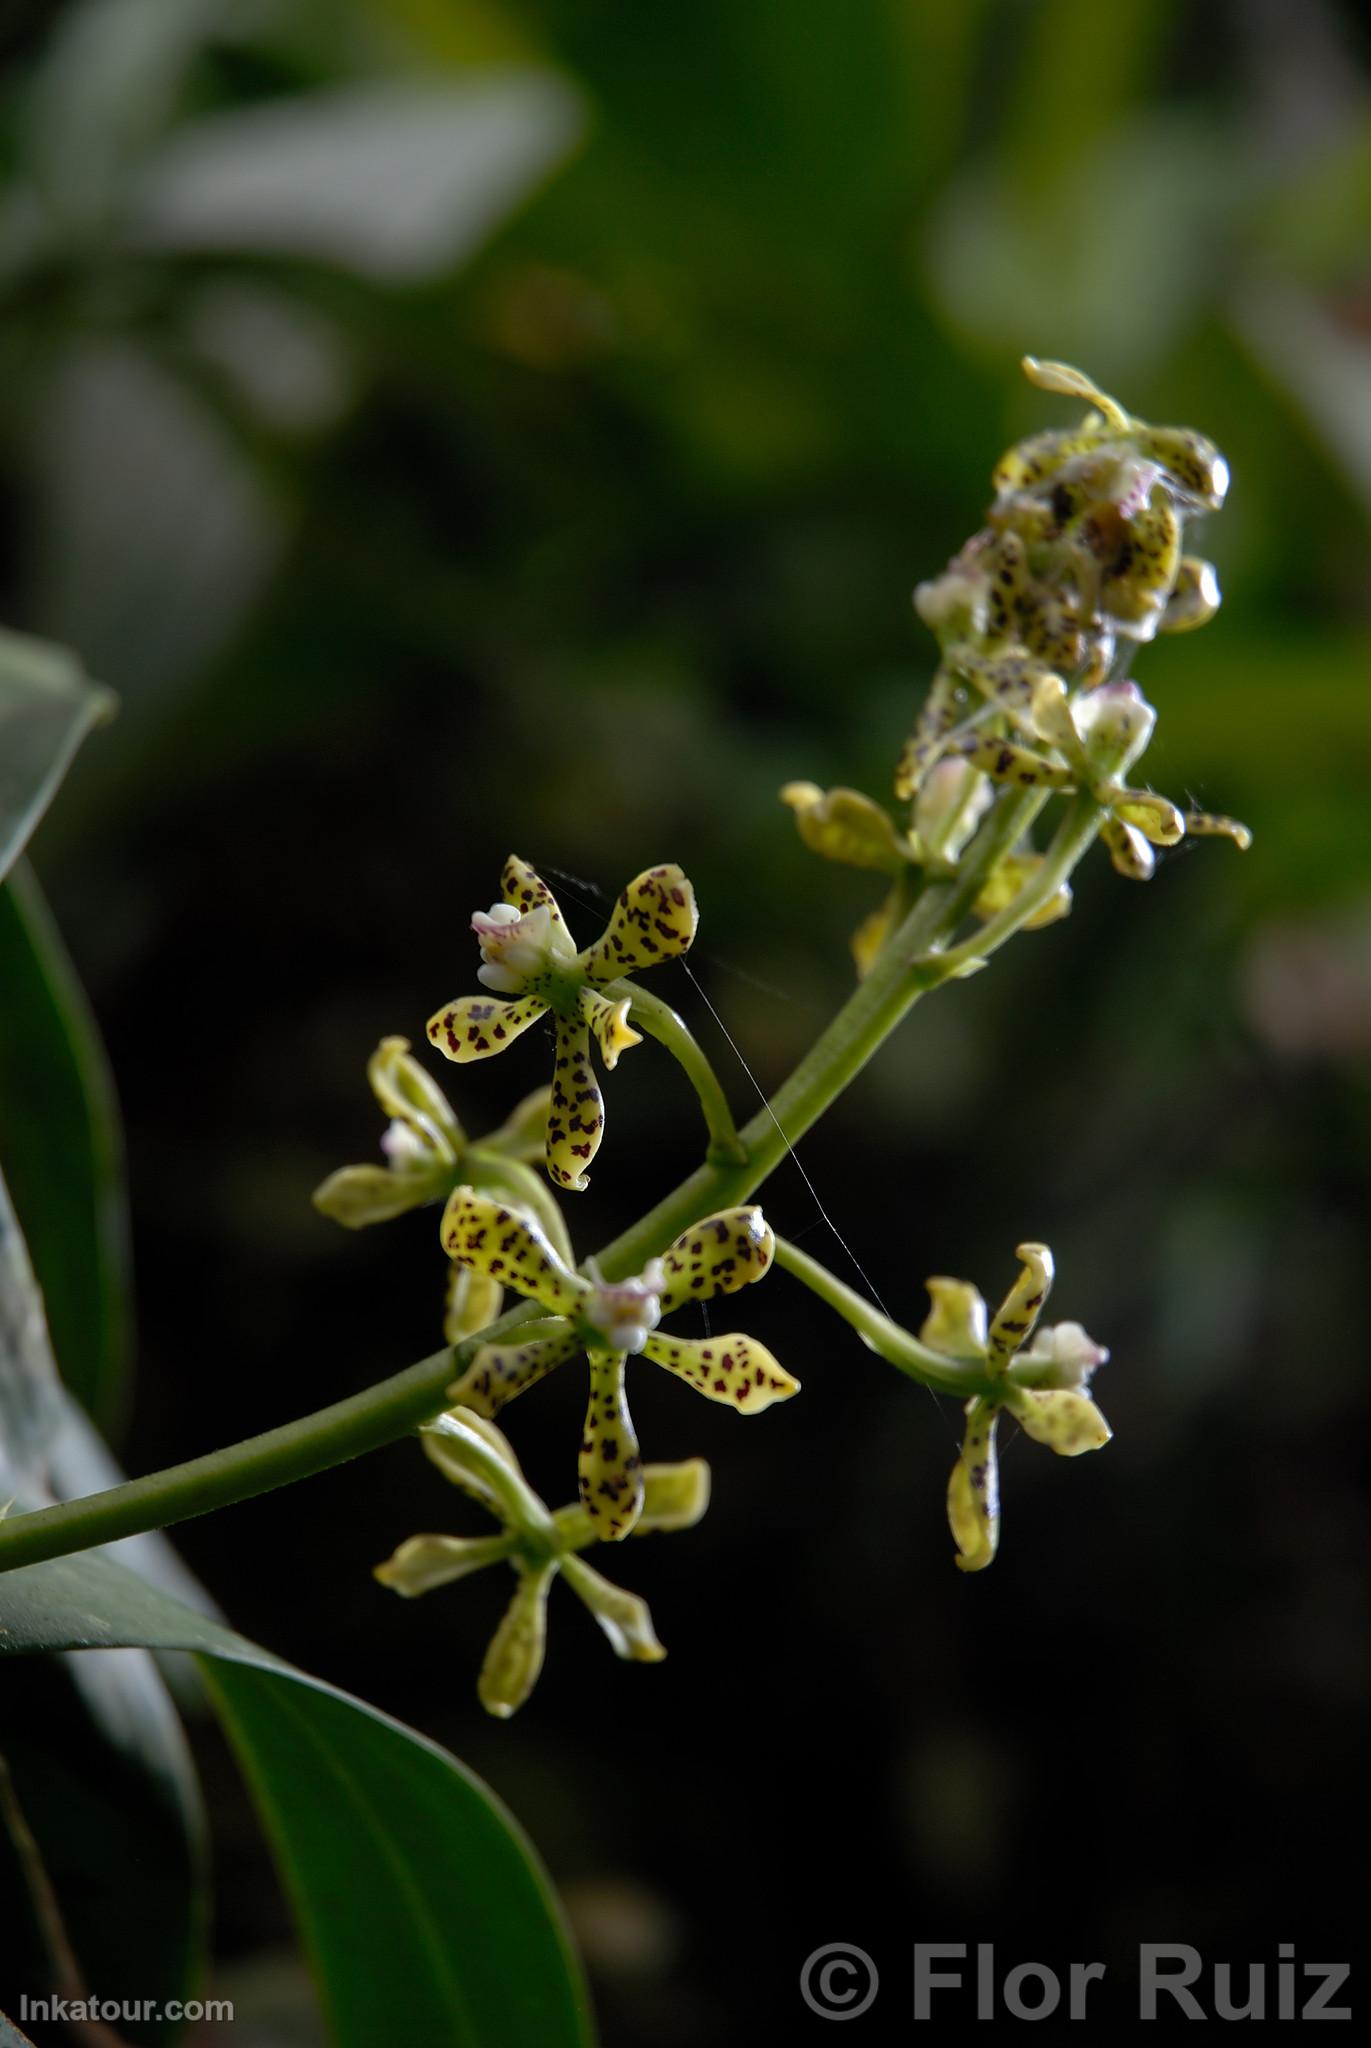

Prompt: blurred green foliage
[{"left": 2, "top": 1, "right": 1369, "bottom": 2041}]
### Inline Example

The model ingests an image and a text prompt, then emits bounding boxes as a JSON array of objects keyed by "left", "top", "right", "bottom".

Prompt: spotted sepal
[
  {"left": 426, "top": 990, "right": 548, "bottom": 1064},
  {"left": 1005, "top": 1385, "right": 1112, "bottom": 1456},
  {"left": 439, "top": 1186, "right": 587, "bottom": 1313},
  {"left": 642, "top": 1330, "right": 798, "bottom": 1413},
  {"left": 578, "top": 1349, "right": 643, "bottom": 1541},
  {"left": 581, "top": 864, "right": 698, "bottom": 982},
  {"left": 547, "top": 1013, "right": 605, "bottom": 1190},
  {"left": 447, "top": 1320, "right": 581, "bottom": 1418},
  {"left": 988, "top": 1242, "right": 1053, "bottom": 1370},
  {"left": 949, "top": 732, "right": 1074, "bottom": 792},
  {"left": 579, "top": 985, "right": 642, "bottom": 1071},
  {"left": 656, "top": 1206, "right": 775, "bottom": 1313},
  {"left": 948, "top": 1396, "right": 1002, "bottom": 1573},
  {"left": 500, "top": 855, "right": 571, "bottom": 942}
]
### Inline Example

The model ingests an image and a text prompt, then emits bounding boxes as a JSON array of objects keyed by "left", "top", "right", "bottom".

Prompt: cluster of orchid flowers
[{"left": 313, "top": 358, "right": 1241, "bottom": 1715}]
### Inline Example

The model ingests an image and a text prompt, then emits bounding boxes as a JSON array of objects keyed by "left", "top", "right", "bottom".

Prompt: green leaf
[
  {"left": 0, "top": 1552, "right": 596, "bottom": 2048},
  {"left": 0, "top": 624, "right": 115, "bottom": 887},
  {"left": 0, "top": 2007, "right": 36, "bottom": 2045},
  {"left": 0, "top": 864, "right": 132, "bottom": 1433}
]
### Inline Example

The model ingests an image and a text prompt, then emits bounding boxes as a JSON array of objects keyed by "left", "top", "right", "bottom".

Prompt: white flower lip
[{"left": 583, "top": 1259, "right": 666, "bottom": 1355}]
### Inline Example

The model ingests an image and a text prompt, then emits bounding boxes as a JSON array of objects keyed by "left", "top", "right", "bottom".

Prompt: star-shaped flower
[
  {"left": 312, "top": 1034, "right": 555, "bottom": 1341},
  {"left": 426, "top": 856, "right": 698, "bottom": 1192},
  {"left": 438, "top": 1188, "right": 796, "bottom": 1539},
  {"left": 918, "top": 1242, "right": 1112, "bottom": 1572},
  {"left": 375, "top": 1408, "right": 712, "bottom": 1717}
]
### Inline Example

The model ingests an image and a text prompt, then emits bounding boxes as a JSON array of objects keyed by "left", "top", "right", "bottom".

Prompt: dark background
[{"left": 3, "top": 0, "right": 1369, "bottom": 2038}]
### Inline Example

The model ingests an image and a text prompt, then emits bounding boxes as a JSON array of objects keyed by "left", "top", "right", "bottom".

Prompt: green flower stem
[
  {"left": 772, "top": 1235, "right": 992, "bottom": 1396},
  {"left": 604, "top": 979, "right": 747, "bottom": 1167},
  {"left": 463, "top": 1148, "right": 573, "bottom": 1265},
  {"left": 926, "top": 788, "right": 1105, "bottom": 981},
  {"left": 0, "top": 782, "right": 1094, "bottom": 1579}
]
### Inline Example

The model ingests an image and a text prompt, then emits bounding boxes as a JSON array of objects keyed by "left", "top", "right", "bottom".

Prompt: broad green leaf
[
  {"left": 0, "top": 864, "right": 132, "bottom": 1434},
  {"left": 0, "top": 626, "right": 114, "bottom": 888},
  {"left": 0, "top": 1552, "right": 596, "bottom": 2048},
  {"left": 0, "top": 1170, "right": 206, "bottom": 2036},
  {"left": 129, "top": 76, "right": 584, "bottom": 283}
]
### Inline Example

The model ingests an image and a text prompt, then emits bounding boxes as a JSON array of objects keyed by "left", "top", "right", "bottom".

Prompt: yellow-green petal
[
  {"left": 851, "top": 892, "right": 897, "bottom": 981},
  {"left": 1185, "top": 809, "right": 1252, "bottom": 852},
  {"left": 447, "top": 1321, "right": 581, "bottom": 1418},
  {"left": 367, "top": 1034, "right": 463, "bottom": 1155},
  {"left": 656, "top": 1206, "right": 775, "bottom": 1313},
  {"left": 579, "top": 984, "right": 642, "bottom": 1071},
  {"left": 426, "top": 990, "right": 548, "bottom": 1063},
  {"left": 948, "top": 1397, "right": 1001, "bottom": 1573},
  {"left": 973, "top": 854, "right": 1072, "bottom": 932},
  {"left": 951, "top": 732, "right": 1074, "bottom": 792},
  {"left": 581, "top": 863, "right": 699, "bottom": 982},
  {"left": 421, "top": 1407, "right": 526, "bottom": 1511},
  {"left": 988, "top": 1242, "right": 1054, "bottom": 1369},
  {"left": 312, "top": 1162, "right": 432, "bottom": 1229},
  {"left": 1020, "top": 356, "right": 1131, "bottom": 430},
  {"left": 578, "top": 1349, "right": 643, "bottom": 1541},
  {"left": 779, "top": 782, "right": 913, "bottom": 875},
  {"left": 481, "top": 1083, "right": 553, "bottom": 1163},
  {"left": 443, "top": 1265, "right": 503, "bottom": 1346},
  {"left": 1114, "top": 790, "right": 1185, "bottom": 846},
  {"left": 374, "top": 1532, "right": 513, "bottom": 1597},
  {"left": 641, "top": 1330, "right": 798, "bottom": 1412},
  {"left": 920, "top": 1277, "right": 989, "bottom": 1359},
  {"left": 638, "top": 1458, "right": 711, "bottom": 1533},
  {"left": 547, "top": 1012, "right": 605, "bottom": 1191},
  {"left": 560, "top": 1554, "right": 666, "bottom": 1662},
  {"left": 439, "top": 1186, "right": 587, "bottom": 1311},
  {"left": 500, "top": 854, "right": 572, "bottom": 943},
  {"left": 1006, "top": 1385, "right": 1112, "bottom": 1456},
  {"left": 478, "top": 1560, "right": 556, "bottom": 1718}
]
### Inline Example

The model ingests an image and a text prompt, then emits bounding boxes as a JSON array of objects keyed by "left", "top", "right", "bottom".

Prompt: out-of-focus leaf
[
  {"left": 1234, "top": 280, "right": 1371, "bottom": 509},
  {"left": 129, "top": 75, "right": 584, "bottom": 283},
  {"left": 29, "top": 343, "right": 284, "bottom": 703},
  {"left": 0, "top": 864, "right": 132, "bottom": 1435},
  {"left": 0, "top": 1165, "right": 64, "bottom": 1497},
  {"left": 0, "top": 1552, "right": 596, "bottom": 2048},
  {"left": 0, "top": 627, "right": 114, "bottom": 888}
]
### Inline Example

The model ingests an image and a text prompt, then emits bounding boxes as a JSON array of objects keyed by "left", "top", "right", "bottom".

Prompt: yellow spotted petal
[
  {"left": 951, "top": 732, "right": 1074, "bottom": 792},
  {"left": 948, "top": 1398, "right": 1001, "bottom": 1572},
  {"left": 578, "top": 1349, "right": 643, "bottom": 1541},
  {"left": 439, "top": 1186, "right": 586, "bottom": 1312},
  {"left": 579, "top": 984, "right": 642, "bottom": 1071},
  {"left": 478, "top": 1560, "right": 556, "bottom": 1718},
  {"left": 426, "top": 990, "right": 548, "bottom": 1064},
  {"left": 1101, "top": 815, "right": 1156, "bottom": 881},
  {"left": 374, "top": 1532, "right": 512, "bottom": 1597},
  {"left": 1114, "top": 790, "right": 1185, "bottom": 846},
  {"left": 443, "top": 1264, "right": 503, "bottom": 1346},
  {"left": 312, "top": 1162, "right": 433, "bottom": 1229},
  {"left": 482, "top": 1084, "right": 553, "bottom": 1163},
  {"left": 447, "top": 1320, "right": 581, "bottom": 1418},
  {"left": 1006, "top": 1385, "right": 1112, "bottom": 1456},
  {"left": 641, "top": 1330, "right": 798, "bottom": 1412},
  {"left": 500, "top": 855, "right": 572, "bottom": 942},
  {"left": 547, "top": 1013, "right": 605, "bottom": 1191},
  {"left": 973, "top": 854, "right": 1072, "bottom": 932},
  {"left": 1130, "top": 426, "right": 1229, "bottom": 510},
  {"left": 895, "top": 667, "right": 962, "bottom": 798},
  {"left": 920, "top": 1278, "right": 989, "bottom": 1359},
  {"left": 581, "top": 864, "right": 698, "bottom": 982},
  {"left": 367, "top": 1035, "right": 463, "bottom": 1155},
  {"left": 560, "top": 1555, "right": 666, "bottom": 1662},
  {"left": 1101, "top": 497, "right": 1181, "bottom": 632},
  {"left": 1159, "top": 556, "right": 1221, "bottom": 633},
  {"left": 780, "top": 782, "right": 913, "bottom": 875},
  {"left": 988, "top": 1242, "right": 1054, "bottom": 1368},
  {"left": 1185, "top": 809, "right": 1252, "bottom": 852},
  {"left": 657, "top": 1206, "right": 775, "bottom": 1313}
]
